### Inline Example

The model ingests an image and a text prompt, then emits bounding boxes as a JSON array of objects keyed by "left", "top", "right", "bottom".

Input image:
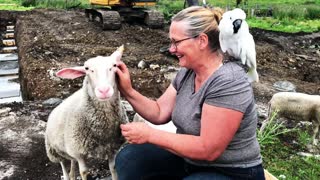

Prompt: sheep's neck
[{"left": 79, "top": 91, "right": 124, "bottom": 158}]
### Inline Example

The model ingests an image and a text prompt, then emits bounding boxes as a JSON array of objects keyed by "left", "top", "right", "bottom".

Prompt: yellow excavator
[{"left": 85, "top": 0, "right": 164, "bottom": 30}]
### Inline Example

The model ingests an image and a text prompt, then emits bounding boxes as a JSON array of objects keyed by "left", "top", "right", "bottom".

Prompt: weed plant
[
  {"left": 258, "top": 111, "right": 320, "bottom": 179},
  {"left": 257, "top": 110, "right": 294, "bottom": 149}
]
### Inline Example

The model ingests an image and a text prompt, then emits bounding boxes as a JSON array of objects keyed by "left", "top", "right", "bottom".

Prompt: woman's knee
[
  {"left": 115, "top": 143, "right": 185, "bottom": 180},
  {"left": 115, "top": 144, "right": 146, "bottom": 180},
  {"left": 115, "top": 144, "right": 142, "bottom": 170}
]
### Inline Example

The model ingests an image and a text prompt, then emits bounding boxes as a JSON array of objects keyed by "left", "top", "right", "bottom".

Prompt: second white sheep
[{"left": 260, "top": 92, "right": 320, "bottom": 146}]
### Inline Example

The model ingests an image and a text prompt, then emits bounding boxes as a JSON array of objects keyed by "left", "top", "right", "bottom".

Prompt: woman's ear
[{"left": 198, "top": 33, "right": 209, "bottom": 50}]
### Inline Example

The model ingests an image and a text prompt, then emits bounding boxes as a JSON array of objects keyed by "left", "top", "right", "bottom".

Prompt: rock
[
  {"left": 47, "top": 68, "right": 61, "bottom": 81},
  {"left": 42, "top": 98, "right": 62, "bottom": 106},
  {"left": 0, "top": 107, "right": 11, "bottom": 117},
  {"left": 149, "top": 64, "right": 160, "bottom": 70},
  {"left": 273, "top": 81, "right": 296, "bottom": 92},
  {"left": 137, "top": 60, "right": 146, "bottom": 69}
]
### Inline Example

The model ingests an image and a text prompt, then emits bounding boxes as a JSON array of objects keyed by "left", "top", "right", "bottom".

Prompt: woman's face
[{"left": 169, "top": 21, "right": 199, "bottom": 68}]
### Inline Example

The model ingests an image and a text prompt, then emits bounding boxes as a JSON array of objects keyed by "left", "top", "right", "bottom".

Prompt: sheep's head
[
  {"left": 219, "top": 8, "right": 247, "bottom": 35},
  {"left": 56, "top": 45, "right": 124, "bottom": 101}
]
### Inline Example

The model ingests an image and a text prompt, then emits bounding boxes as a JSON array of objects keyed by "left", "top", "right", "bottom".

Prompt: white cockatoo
[{"left": 219, "top": 8, "right": 259, "bottom": 83}]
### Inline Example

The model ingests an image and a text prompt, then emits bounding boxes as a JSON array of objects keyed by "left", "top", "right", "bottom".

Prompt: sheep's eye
[
  {"left": 85, "top": 67, "right": 89, "bottom": 70},
  {"left": 113, "top": 64, "right": 117, "bottom": 67}
]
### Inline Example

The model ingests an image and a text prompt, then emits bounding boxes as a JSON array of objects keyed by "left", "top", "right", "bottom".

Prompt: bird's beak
[{"left": 233, "top": 19, "right": 242, "bottom": 34}]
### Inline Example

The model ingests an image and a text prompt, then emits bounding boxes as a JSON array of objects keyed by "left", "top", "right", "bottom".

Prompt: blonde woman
[{"left": 115, "top": 6, "right": 265, "bottom": 180}]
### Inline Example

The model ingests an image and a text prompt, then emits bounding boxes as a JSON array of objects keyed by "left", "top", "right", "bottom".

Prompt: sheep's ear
[
  {"left": 111, "top": 45, "right": 124, "bottom": 63},
  {"left": 56, "top": 66, "right": 86, "bottom": 79}
]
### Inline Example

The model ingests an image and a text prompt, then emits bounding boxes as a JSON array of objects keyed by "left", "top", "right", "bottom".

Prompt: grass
[
  {"left": 0, "top": 0, "right": 33, "bottom": 10},
  {"left": 257, "top": 111, "right": 320, "bottom": 179},
  {"left": 0, "top": 0, "right": 89, "bottom": 10},
  {"left": 1, "top": 0, "right": 319, "bottom": 33},
  {"left": 257, "top": 110, "right": 294, "bottom": 149},
  {"left": 248, "top": 17, "right": 320, "bottom": 33},
  {"left": 157, "top": 0, "right": 320, "bottom": 33}
]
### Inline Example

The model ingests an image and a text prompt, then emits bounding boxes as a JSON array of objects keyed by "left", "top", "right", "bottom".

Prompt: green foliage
[
  {"left": 20, "top": 0, "right": 36, "bottom": 7},
  {"left": 258, "top": 111, "right": 320, "bottom": 179},
  {"left": 205, "top": 0, "right": 320, "bottom": 7},
  {"left": 248, "top": 17, "right": 320, "bottom": 33},
  {"left": 0, "top": 0, "right": 33, "bottom": 10},
  {"left": 305, "top": 5, "right": 320, "bottom": 19},
  {"left": 157, "top": 0, "right": 320, "bottom": 33},
  {"left": 262, "top": 135, "right": 320, "bottom": 179},
  {"left": 157, "top": 0, "right": 184, "bottom": 20},
  {"left": 273, "top": 4, "right": 320, "bottom": 20},
  {"left": 257, "top": 110, "right": 294, "bottom": 149},
  {"left": 297, "top": 130, "right": 312, "bottom": 146},
  {"left": 27, "top": 0, "right": 87, "bottom": 9},
  {"left": 0, "top": 0, "right": 89, "bottom": 9},
  {"left": 1, "top": 0, "right": 319, "bottom": 32}
]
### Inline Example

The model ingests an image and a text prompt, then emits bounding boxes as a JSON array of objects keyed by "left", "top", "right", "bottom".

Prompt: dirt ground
[{"left": 0, "top": 8, "right": 319, "bottom": 180}]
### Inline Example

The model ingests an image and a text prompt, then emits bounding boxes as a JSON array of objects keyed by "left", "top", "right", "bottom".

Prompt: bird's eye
[{"left": 85, "top": 67, "right": 89, "bottom": 70}]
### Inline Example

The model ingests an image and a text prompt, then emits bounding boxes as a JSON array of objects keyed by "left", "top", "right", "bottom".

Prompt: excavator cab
[{"left": 85, "top": 0, "right": 164, "bottom": 30}]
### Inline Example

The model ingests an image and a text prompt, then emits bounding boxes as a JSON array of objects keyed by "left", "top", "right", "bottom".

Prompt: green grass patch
[
  {"left": 258, "top": 111, "right": 320, "bottom": 179},
  {"left": 205, "top": 0, "right": 320, "bottom": 7},
  {"left": 157, "top": 0, "right": 185, "bottom": 20},
  {"left": 262, "top": 133, "right": 320, "bottom": 179},
  {"left": 257, "top": 110, "right": 295, "bottom": 149},
  {"left": 0, "top": 0, "right": 33, "bottom": 10},
  {"left": 1, "top": 0, "right": 320, "bottom": 33},
  {"left": 248, "top": 17, "right": 320, "bottom": 33}
]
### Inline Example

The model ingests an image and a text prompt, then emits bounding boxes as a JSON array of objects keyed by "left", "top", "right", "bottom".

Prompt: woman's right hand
[{"left": 116, "top": 61, "right": 134, "bottom": 97}]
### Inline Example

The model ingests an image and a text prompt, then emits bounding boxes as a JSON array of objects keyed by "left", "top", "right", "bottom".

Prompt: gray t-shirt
[{"left": 172, "top": 62, "right": 262, "bottom": 168}]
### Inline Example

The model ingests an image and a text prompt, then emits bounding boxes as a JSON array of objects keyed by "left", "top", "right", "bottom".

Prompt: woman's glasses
[{"left": 170, "top": 35, "right": 198, "bottom": 50}]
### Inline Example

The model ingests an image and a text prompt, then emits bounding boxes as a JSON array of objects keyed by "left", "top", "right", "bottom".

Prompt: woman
[{"left": 115, "top": 6, "right": 265, "bottom": 180}]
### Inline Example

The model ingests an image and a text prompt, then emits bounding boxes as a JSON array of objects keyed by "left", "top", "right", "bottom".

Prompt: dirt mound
[
  {"left": 16, "top": 9, "right": 174, "bottom": 101},
  {"left": 13, "top": 9, "right": 319, "bottom": 103}
]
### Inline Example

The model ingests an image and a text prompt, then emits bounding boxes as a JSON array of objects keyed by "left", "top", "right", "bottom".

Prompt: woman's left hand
[{"left": 120, "top": 122, "right": 153, "bottom": 144}]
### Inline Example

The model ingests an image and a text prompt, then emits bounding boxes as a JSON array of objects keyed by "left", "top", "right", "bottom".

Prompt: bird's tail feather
[{"left": 247, "top": 68, "right": 259, "bottom": 83}]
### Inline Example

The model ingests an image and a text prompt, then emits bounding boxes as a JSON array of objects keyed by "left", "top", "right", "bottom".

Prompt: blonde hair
[{"left": 172, "top": 6, "right": 224, "bottom": 52}]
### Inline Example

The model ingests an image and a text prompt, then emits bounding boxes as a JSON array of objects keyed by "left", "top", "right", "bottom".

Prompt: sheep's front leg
[
  {"left": 77, "top": 158, "right": 89, "bottom": 180},
  {"left": 69, "top": 160, "right": 76, "bottom": 180},
  {"left": 259, "top": 119, "right": 268, "bottom": 134},
  {"left": 109, "top": 153, "right": 118, "bottom": 180},
  {"left": 60, "top": 161, "right": 70, "bottom": 180},
  {"left": 312, "top": 121, "right": 319, "bottom": 146}
]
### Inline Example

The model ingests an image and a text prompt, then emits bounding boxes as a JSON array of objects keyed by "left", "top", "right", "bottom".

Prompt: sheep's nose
[{"left": 98, "top": 87, "right": 110, "bottom": 95}]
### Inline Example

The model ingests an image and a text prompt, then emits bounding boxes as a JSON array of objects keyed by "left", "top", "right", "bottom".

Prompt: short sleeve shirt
[{"left": 172, "top": 62, "right": 262, "bottom": 168}]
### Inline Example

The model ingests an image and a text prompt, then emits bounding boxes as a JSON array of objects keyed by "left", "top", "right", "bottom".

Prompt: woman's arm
[
  {"left": 121, "top": 104, "right": 243, "bottom": 161},
  {"left": 116, "top": 62, "right": 176, "bottom": 125}
]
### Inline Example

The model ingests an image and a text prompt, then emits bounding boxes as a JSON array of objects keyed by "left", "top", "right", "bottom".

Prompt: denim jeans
[{"left": 115, "top": 143, "right": 265, "bottom": 180}]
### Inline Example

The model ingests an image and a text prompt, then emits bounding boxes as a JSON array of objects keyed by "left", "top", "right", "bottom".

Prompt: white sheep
[
  {"left": 45, "top": 45, "right": 128, "bottom": 180},
  {"left": 260, "top": 92, "right": 320, "bottom": 146}
]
